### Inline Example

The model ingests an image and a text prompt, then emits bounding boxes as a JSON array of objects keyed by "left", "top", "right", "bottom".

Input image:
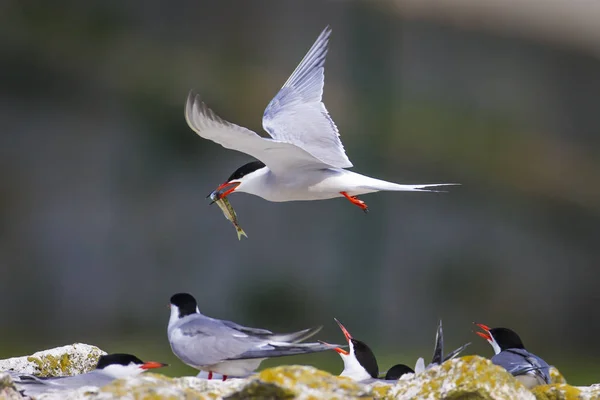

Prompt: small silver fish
[{"left": 209, "top": 192, "right": 248, "bottom": 240}]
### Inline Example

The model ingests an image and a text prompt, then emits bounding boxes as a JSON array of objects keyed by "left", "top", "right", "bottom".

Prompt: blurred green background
[{"left": 1, "top": 0, "right": 599, "bottom": 385}]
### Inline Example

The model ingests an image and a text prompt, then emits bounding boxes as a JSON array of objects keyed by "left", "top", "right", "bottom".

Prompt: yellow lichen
[
  {"left": 256, "top": 365, "right": 364, "bottom": 398},
  {"left": 549, "top": 367, "right": 567, "bottom": 384},
  {"left": 26, "top": 353, "right": 72, "bottom": 377},
  {"left": 225, "top": 381, "right": 294, "bottom": 399},
  {"left": 390, "top": 356, "right": 534, "bottom": 400},
  {"left": 100, "top": 373, "right": 215, "bottom": 399},
  {"left": 531, "top": 384, "right": 582, "bottom": 400}
]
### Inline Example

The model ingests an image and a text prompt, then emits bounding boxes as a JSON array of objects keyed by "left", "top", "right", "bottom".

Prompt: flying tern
[
  {"left": 475, "top": 323, "right": 551, "bottom": 388},
  {"left": 9, "top": 353, "right": 166, "bottom": 397},
  {"left": 167, "top": 293, "right": 341, "bottom": 380},
  {"left": 185, "top": 26, "right": 456, "bottom": 213}
]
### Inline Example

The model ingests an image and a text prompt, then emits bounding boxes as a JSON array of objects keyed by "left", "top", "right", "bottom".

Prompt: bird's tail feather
[
  {"left": 431, "top": 319, "right": 444, "bottom": 365},
  {"left": 268, "top": 326, "right": 322, "bottom": 343},
  {"left": 443, "top": 342, "right": 471, "bottom": 362},
  {"left": 360, "top": 182, "right": 460, "bottom": 193},
  {"left": 226, "top": 342, "right": 340, "bottom": 360}
]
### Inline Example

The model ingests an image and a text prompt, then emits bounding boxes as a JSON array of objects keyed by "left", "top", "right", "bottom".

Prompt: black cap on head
[
  {"left": 352, "top": 339, "right": 379, "bottom": 378},
  {"left": 97, "top": 353, "right": 144, "bottom": 369},
  {"left": 227, "top": 161, "right": 266, "bottom": 182},
  {"left": 385, "top": 364, "right": 415, "bottom": 380},
  {"left": 490, "top": 327, "right": 525, "bottom": 350},
  {"left": 170, "top": 293, "right": 198, "bottom": 317}
]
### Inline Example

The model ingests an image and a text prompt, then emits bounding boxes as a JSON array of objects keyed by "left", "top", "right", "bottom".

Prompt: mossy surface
[
  {"left": 531, "top": 384, "right": 583, "bottom": 400},
  {"left": 225, "top": 381, "right": 294, "bottom": 399},
  {"left": 550, "top": 367, "right": 568, "bottom": 385},
  {"left": 256, "top": 365, "right": 365, "bottom": 399},
  {"left": 386, "top": 355, "right": 535, "bottom": 400},
  {"left": 5, "top": 354, "right": 600, "bottom": 400},
  {"left": 27, "top": 353, "right": 72, "bottom": 377},
  {"left": 0, "top": 343, "right": 105, "bottom": 377}
]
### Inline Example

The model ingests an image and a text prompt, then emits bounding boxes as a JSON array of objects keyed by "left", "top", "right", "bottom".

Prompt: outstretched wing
[
  {"left": 262, "top": 26, "right": 353, "bottom": 169},
  {"left": 185, "top": 91, "right": 330, "bottom": 174}
]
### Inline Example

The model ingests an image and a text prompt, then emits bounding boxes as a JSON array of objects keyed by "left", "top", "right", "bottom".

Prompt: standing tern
[
  {"left": 9, "top": 353, "right": 167, "bottom": 397},
  {"left": 186, "top": 26, "right": 456, "bottom": 213},
  {"left": 475, "top": 323, "right": 551, "bottom": 388},
  {"left": 167, "top": 293, "right": 342, "bottom": 380}
]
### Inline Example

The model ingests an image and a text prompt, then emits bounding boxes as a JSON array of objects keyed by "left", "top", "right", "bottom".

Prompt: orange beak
[
  {"left": 213, "top": 181, "right": 241, "bottom": 199},
  {"left": 474, "top": 323, "right": 492, "bottom": 341},
  {"left": 333, "top": 318, "right": 352, "bottom": 355},
  {"left": 141, "top": 361, "right": 168, "bottom": 370}
]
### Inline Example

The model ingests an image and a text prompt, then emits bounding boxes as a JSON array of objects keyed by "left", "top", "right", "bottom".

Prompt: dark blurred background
[{"left": 1, "top": 0, "right": 599, "bottom": 384}]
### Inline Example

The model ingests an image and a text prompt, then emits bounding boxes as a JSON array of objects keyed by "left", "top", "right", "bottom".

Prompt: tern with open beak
[{"left": 187, "top": 26, "right": 457, "bottom": 214}]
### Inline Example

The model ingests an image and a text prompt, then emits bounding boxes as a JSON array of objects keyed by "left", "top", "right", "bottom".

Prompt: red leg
[
  {"left": 340, "top": 192, "right": 369, "bottom": 213},
  {"left": 222, "top": 375, "right": 228, "bottom": 381},
  {"left": 208, "top": 371, "right": 213, "bottom": 380}
]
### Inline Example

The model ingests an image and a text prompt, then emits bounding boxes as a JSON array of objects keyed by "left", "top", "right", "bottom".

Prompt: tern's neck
[
  {"left": 339, "top": 343, "right": 372, "bottom": 381},
  {"left": 100, "top": 364, "right": 144, "bottom": 379},
  {"left": 168, "top": 305, "right": 200, "bottom": 329},
  {"left": 234, "top": 167, "right": 270, "bottom": 197}
]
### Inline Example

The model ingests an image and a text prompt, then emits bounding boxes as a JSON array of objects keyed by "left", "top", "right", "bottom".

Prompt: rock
[
  {"left": 0, "top": 372, "right": 24, "bottom": 400},
  {"left": 244, "top": 365, "right": 364, "bottom": 399},
  {"left": 549, "top": 367, "right": 567, "bottom": 384},
  {"left": 34, "top": 373, "right": 247, "bottom": 400},
  {"left": 0, "top": 345, "right": 597, "bottom": 400},
  {"left": 531, "top": 383, "right": 600, "bottom": 400},
  {"left": 0, "top": 344, "right": 106, "bottom": 377},
  {"left": 368, "top": 355, "right": 536, "bottom": 400},
  {"left": 28, "top": 357, "right": 537, "bottom": 400}
]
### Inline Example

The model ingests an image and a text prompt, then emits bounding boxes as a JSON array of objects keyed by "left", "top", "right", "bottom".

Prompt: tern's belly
[{"left": 205, "top": 359, "right": 264, "bottom": 376}]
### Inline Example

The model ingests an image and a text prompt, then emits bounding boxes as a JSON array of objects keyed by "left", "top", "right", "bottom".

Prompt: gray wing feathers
[
  {"left": 492, "top": 350, "right": 551, "bottom": 384},
  {"left": 171, "top": 317, "right": 327, "bottom": 367},
  {"left": 262, "top": 27, "right": 353, "bottom": 169},
  {"left": 268, "top": 326, "right": 322, "bottom": 343},
  {"left": 443, "top": 342, "right": 471, "bottom": 362},
  {"left": 173, "top": 318, "right": 262, "bottom": 366},
  {"left": 226, "top": 342, "right": 339, "bottom": 360},
  {"left": 221, "top": 320, "right": 274, "bottom": 336},
  {"left": 430, "top": 320, "right": 444, "bottom": 365},
  {"left": 185, "top": 91, "right": 329, "bottom": 173},
  {"left": 280, "top": 26, "right": 330, "bottom": 100},
  {"left": 429, "top": 320, "right": 470, "bottom": 367}
]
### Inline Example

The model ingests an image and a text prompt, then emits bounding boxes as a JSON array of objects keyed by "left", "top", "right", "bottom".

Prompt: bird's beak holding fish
[{"left": 207, "top": 181, "right": 241, "bottom": 205}]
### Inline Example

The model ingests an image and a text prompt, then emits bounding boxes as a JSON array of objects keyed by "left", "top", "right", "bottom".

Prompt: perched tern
[
  {"left": 186, "top": 26, "right": 456, "bottom": 213},
  {"left": 384, "top": 364, "right": 415, "bottom": 381},
  {"left": 167, "top": 293, "right": 341, "bottom": 380},
  {"left": 328, "top": 319, "right": 469, "bottom": 381},
  {"left": 326, "top": 318, "right": 380, "bottom": 381},
  {"left": 475, "top": 323, "right": 551, "bottom": 388},
  {"left": 10, "top": 353, "right": 167, "bottom": 397}
]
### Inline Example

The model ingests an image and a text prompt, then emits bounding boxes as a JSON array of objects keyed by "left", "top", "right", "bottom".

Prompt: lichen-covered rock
[
  {"left": 41, "top": 367, "right": 363, "bottom": 400},
  {"left": 549, "top": 367, "right": 567, "bottom": 384},
  {"left": 531, "top": 383, "right": 600, "bottom": 400},
  {"left": 379, "top": 355, "right": 536, "bottom": 400},
  {"left": 247, "top": 365, "right": 363, "bottom": 399},
  {"left": 0, "top": 372, "right": 25, "bottom": 400},
  {"left": 3, "top": 349, "right": 599, "bottom": 400},
  {"left": 0, "top": 343, "right": 106, "bottom": 377},
  {"left": 38, "top": 373, "right": 247, "bottom": 400}
]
